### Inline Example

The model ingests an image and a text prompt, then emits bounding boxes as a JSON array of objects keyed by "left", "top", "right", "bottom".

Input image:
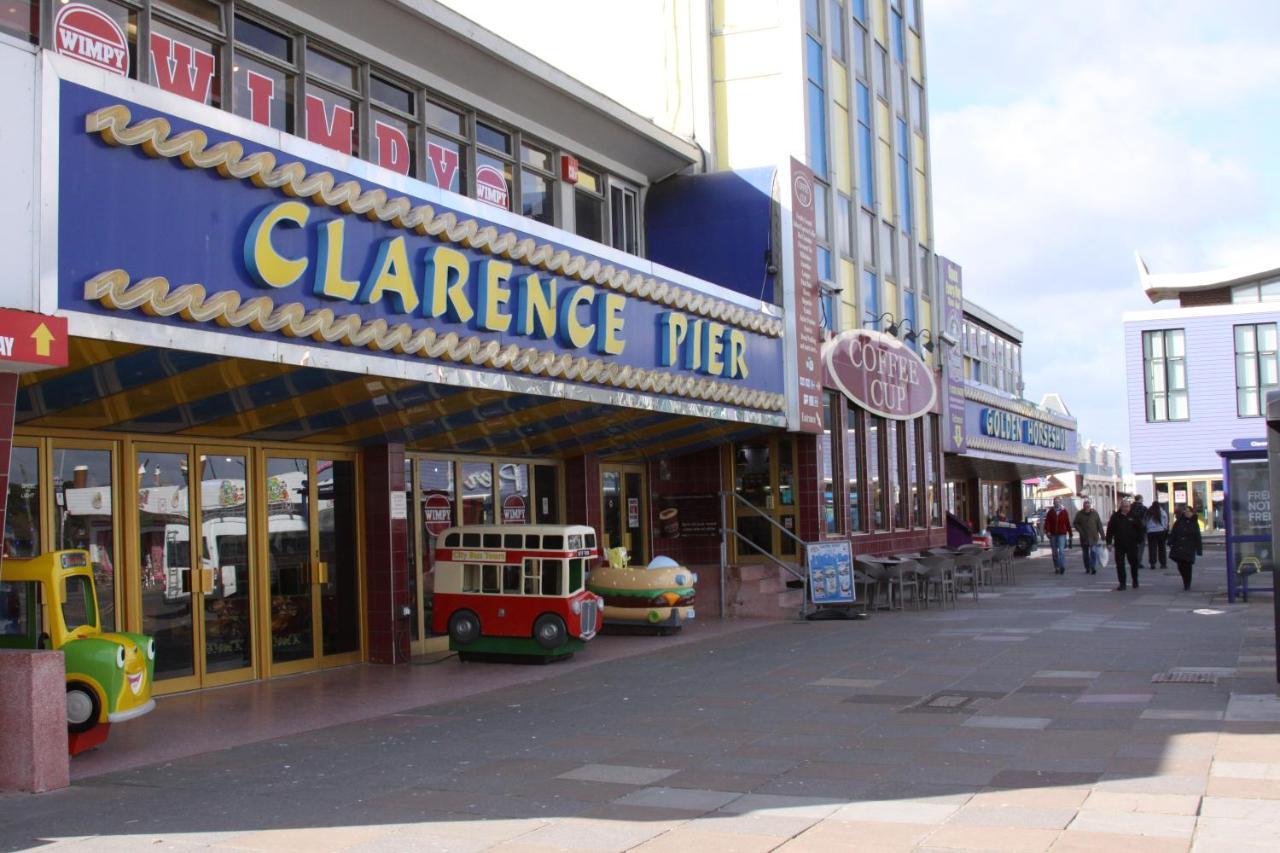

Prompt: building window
[
  {"left": 610, "top": 183, "right": 640, "bottom": 255},
  {"left": 3, "top": 444, "right": 40, "bottom": 559},
  {"left": 890, "top": 8, "right": 905, "bottom": 64},
  {"left": 574, "top": 167, "right": 605, "bottom": 243},
  {"left": 371, "top": 75, "right": 418, "bottom": 178},
  {"left": 866, "top": 415, "right": 886, "bottom": 530},
  {"left": 896, "top": 118, "right": 912, "bottom": 236},
  {"left": 150, "top": 2, "right": 225, "bottom": 108},
  {"left": 805, "top": 35, "right": 828, "bottom": 179},
  {"left": 1231, "top": 279, "right": 1280, "bottom": 304},
  {"left": 863, "top": 270, "right": 880, "bottom": 328},
  {"left": 820, "top": 394, "right": 841, "bottom": 534},
  {"left": 425, "top": 100, "right": 468, "bottom": 195},
  {"left": 520, "top": 141, "right": 555, "bottom": 226},
  {"left": 886, "top": 420, "right": 904, "bottom": 528},
  {"left": 905, "top": 419, "right": 922, "bottom": 526},
  {"left": 879, "top": 222, "right": 895, "bottom": 280},
  {"left": 2, "top": 0, "right": 37, "bottom": 43},
  {"left": 845, "top": 404, "right": 862, "bottom": 531},
  {"left": 924, "top": 415, "right": 941, "bottom": 526},
  {"left": 829, "top": 0, "right": 846, "bottom": 63},
  {"left": 858, "top": 209, "right": 875, "bottom": 266},
  {"left": 873, "top": 45, "right": 887, "bottom": 99},
  {"left": 1142, "top": 329, "right": 1189, "bottom": 422},
  {"left": 1234, "top": 323, "right": 1279, "bottom": 418},
  {"left": 855, "top": 83, "right": 875, "bottom": 208},
  {"left": 852, "top": 0, "right": 868, "bottom": 24},
  {"left": 233, "top": 15, "right": 295, "bottom": 133},
  {"left": 804, "top": 0, "right": 822, "bottom": 33}
]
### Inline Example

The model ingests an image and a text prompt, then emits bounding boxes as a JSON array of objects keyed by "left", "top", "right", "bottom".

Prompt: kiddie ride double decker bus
[
  {"left": 431, "top": 525, "right": 604, "bottom": 660},
  {"left": 0, "top": 550, "right": 156, "bottom": 754}
]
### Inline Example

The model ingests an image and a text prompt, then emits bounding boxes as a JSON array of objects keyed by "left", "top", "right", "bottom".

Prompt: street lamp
[{"left": 864, "top": 311, "right": 896, "bottom": 333}]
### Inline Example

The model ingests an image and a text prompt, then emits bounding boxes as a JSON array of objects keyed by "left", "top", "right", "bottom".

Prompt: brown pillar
[
  {"left": 563, "top": 453, "right": 602, "bottom": 532},
  {"left": 361, "top": 443, "right": 411, "bottom": 664},
  {"left": 796, "top": 433, "right": 821, "bottom": 542}
]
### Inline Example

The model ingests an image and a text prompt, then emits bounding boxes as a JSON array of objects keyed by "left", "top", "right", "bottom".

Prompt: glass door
[
  {"left": 264, "top": 453, "right": 362, "bottom": 675},
  {"left": 135, "top": 444, "right": 256, "bottom": 693},
  {"left": 732, "top": 438, "right": 797, "bottom": 561},
  {"left": 601, "top": 463, "right": 649, "bottom": 566}
]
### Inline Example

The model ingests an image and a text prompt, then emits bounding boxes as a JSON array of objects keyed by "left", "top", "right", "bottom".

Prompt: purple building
[{"left": 1124, "top": 257, "right": 1280, "bottom": 532}]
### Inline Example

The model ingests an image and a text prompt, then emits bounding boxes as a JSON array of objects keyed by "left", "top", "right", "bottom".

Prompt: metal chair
[
  {"left": 952, "top": 552, "right": 983, "bottom": 601},
  {"left": 916, "top": 554, "right": 956, "bottom": 608},
  {"left": 893, "top": 558, "right": 924, "bottom": 610},
  {"left": 990, "top": 545, "right": 1015, "bottom": 585}
]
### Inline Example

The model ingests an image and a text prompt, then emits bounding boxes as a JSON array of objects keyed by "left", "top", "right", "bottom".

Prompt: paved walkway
[{"left": 2, "top": 553, "right": 1278, "bottom": 852}]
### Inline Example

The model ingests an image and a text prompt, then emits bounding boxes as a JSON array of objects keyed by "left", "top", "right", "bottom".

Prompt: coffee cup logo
[{"left": 659, "top": 507, "right": 680, "bottom": 538}]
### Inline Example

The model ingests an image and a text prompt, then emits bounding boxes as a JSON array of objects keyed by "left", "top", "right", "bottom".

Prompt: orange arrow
[{"left": 31, "top": 322, "right": 55, "bottom": 357}]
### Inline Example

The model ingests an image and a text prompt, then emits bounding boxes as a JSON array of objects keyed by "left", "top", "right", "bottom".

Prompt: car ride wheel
[
  {"left": 1015, "top": 535, "right": 1034, "bottom": 555},
  {"left": 448, "top": 610, "right": 481, "bottom": 645},
  {"left": 532, "top": 614, "right": 567, "bottom": 650},
  {"left": 66, "top": 681, "right": 101, "bottom": 734}
]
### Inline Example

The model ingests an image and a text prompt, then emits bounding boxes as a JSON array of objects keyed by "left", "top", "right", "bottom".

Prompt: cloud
[{"left": 927, "top": 1, "right": 1280, "bottom": 457}]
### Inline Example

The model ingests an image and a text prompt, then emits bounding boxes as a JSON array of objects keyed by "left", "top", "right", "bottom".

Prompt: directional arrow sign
[{"left": 0, "top": 309, "right": 68, "bottom": 371}]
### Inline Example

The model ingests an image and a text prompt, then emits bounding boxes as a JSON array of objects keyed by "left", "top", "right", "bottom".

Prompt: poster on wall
[
  {"left": 787, "top": 158, "right": 824, "bottom": 435},
  {"left": 807, "top": 540, "right": 855, "bottom": 605},
  {"left": 655, "top": 494, "right": 720, "bottom": 539},
  {"left": 937, "top": 256, "right": 967, "bottom": 453}
]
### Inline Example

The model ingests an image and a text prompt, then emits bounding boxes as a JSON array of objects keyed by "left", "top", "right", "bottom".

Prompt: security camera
[{"left": 939, "top": 330, "right": 959, "bottom": 347}]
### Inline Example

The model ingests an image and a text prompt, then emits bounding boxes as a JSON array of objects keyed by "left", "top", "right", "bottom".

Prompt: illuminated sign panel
[{"left": 52, "top": 77, "right": 786, "bottom": 416}]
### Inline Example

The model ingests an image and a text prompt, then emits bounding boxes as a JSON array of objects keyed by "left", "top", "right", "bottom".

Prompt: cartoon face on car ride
[{"left": 0, "top": 550, "right": 156, "bottom": 752}]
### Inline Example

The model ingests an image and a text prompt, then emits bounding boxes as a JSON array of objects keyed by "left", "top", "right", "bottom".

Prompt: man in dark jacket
[
  {"left": 1129, "top": 495, "right": 1148, "bottom": 569},
  {"left": 1106, "top": 498, "right": 1143, "bottom": 590}
]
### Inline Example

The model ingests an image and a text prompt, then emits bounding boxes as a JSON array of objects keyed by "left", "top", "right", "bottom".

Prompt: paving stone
[
  {"left": 1138, "top": 709, "right": 1225, "bottom": 721},
  {"left": 1078, "top": 791, "right": 1201, "bottom": 815},
  {"left": 775, "top": 819, "right": 933, "bottom": 852},
  {"left": 967, "top": 787, "right": 1091, "bottom": 809},
  {"left": 1068, "top": 810, "right": 1196, "bottom": 839},
  {"left": 1210, "top": 761, "right": 1280, "bottom": 780},
  {"left": 922, "top": 824, "right": 1060, "bottom": 851},
  {"left": 613, "top": 787, "right": 743, "bottom": 812},
  {"left": 494, "top": 816, "right": 677, "bottom": 851},
  {"left": 962, "top": 715, "right": 1052, "bottom": 730},
  {"left": 1047, "top": 830, "right": 1190, "bottom": 852},
  {"left": 556, "top": 764, "right": 679, "bottom": 785},
  {"left": 809, "top": 677, "right": 884, "bottom": 688},
  {"left": 630, "top": 827, "right": 787, "bottom": 852},
  {"left": 829, "top": 799, "right": 962, "bottom": 824},
  {"left": 1205, "top": 777, "right": 1280, "bottom": 800},
  {"left": 1198, "top": 795, "right": 1280, "bottom": 819}
]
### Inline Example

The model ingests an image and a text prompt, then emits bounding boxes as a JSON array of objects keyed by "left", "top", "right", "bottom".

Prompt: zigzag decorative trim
[
  {"left": 84, "top": 105, "right": 784, "bottom": 338},
  {"left": 963, "top": 384, "right": 1077, "bottom": 430},
  {"left": 84, "top": 271, "right": 788, "bottom": 413}
]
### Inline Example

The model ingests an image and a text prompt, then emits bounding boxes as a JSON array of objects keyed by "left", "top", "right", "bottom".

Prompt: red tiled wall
[
  {"left": 362, "top": 443, "right": 411, "bottom": 664},
  {"left": 0, "top": 374, "right": 16, "bottom": 580},
  {"left": 796, "top": 435, "right": 821, "bottom": 542},
  {"left": 649, "top": 446, "right": 724, "bottom": 567},
  {"left": 563, "top": 454, "right": 602, "bottom": 532}
]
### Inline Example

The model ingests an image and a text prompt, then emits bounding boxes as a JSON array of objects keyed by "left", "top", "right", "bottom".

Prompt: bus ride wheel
[
  {"left": 533, "top": 614, "right": 568, "bottom": 650},
  {"left": 448, "top": 610, "right": 481, "bottom": 645},
  {"left": 66, "top": 681, "right": 102, "bottom": 734}
]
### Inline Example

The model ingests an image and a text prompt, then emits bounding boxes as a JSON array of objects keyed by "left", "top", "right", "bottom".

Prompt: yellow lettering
[
  {"left": 312, "top": 219, "right": 359, "bottom": 301},
  {"left": 359, "top": 236, "right": 419, "bottom": 314},
  {"left": 728, "top": 329, "right": 749, "bottom": 379},
  {"left": 557, "top": 285, "right": 596, "bottom": 349},
  {"left": 245, "top": 201, "right": 309, "bottom": 288},
  {"left": 705, "top": 322, "right": 725, "bottom": 376},
  {"left": 476, "top": 260, "right": 513, "bottom": 333},
  {"left": 514, "top": 274, "right": 557, "bottom": 338},
  {"left": 594, "top": 293, "right": 626, "bottom": 355},
  {"left": 659, "top": 312, "right": 688, "bottom": 367},
  {"left": 422, "top": 246, "right": 473, "bottom": 322}
]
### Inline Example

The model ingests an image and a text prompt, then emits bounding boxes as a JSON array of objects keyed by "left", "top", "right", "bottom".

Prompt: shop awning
[{"left": 15, "top": 338, "right": 776, "bottom": 460}]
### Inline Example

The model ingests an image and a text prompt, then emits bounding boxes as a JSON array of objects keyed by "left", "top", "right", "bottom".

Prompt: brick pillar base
[
  {"left": 0, "top": 651, "right": 69, "bottom": 793},
  {"left": 361, "top": 443, "right": 411, "bottom": 664}
]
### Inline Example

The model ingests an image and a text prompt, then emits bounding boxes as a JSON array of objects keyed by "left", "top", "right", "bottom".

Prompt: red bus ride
[{"left": 431, "top": 524, "right": 604, "bottom": 658}]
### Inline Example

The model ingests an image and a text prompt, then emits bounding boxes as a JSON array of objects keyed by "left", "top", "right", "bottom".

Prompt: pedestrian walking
[
  {"left": 1072, "top": 498, "right": 1105, "bottom": 574},
  {"left": 1145, "top": 500, "right": 1170, "bottom": 570},
  {"left": 1168, "top": 504, "right": 1203, "bottom": 591},
  {"left": 1106, "top": 497, "right": 1143, "bottom": 590},
  {"left": 1044, "top": 497, "right": 1073, "bottom": 574},
  {"left": 1129, "top": 495, "right": 1148, "bottom": 569}
]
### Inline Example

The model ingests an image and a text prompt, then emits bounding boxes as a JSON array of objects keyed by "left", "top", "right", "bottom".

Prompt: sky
[
  {"left": 442, "top": 0, "right": 1280, "bottom": 463},
  {"left": 924, "top": 0, "right": 1280, "bottom": 461}
]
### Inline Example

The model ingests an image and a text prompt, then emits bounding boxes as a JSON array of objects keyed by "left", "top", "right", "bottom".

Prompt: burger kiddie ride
[
  {"left": 431, "top": 524, "right": 604, "bottom": 661},
  {"left": 586, "top": 549, "right": 696, "bottom": 633},
  {"left": 0, "top": 550, "right": 156, "bottom": 754}
]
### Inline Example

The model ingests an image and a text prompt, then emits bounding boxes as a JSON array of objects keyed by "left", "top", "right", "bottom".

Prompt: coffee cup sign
[{"left": 821, "top": 329, "right": 936, "bottom": 420}]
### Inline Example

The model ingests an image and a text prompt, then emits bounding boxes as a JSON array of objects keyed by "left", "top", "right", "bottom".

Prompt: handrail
[
  {"left": 722, "top": 491, "right": 809, "bottom": 554},
  {"left": 717, "top": 490, "right": 811, "bottom": 619}
]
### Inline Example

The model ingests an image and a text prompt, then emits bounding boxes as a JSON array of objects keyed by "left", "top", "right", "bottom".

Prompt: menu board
[{"left": 807, "top": 541, "right": 855, "bottom": 605}]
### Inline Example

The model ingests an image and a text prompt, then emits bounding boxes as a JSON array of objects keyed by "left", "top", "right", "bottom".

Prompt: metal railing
[{"left": 718, "top": 491, "right": 810, "bottom": 618}]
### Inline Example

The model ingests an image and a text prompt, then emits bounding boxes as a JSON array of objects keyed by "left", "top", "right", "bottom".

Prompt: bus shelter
[{"left": 1219, "top": 439, "right": 1273, "bottom": 602}]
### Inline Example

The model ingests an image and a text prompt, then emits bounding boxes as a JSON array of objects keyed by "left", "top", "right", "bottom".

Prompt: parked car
[{"left": 987, "top": 520, "right": 1039, "bottom": 556}]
